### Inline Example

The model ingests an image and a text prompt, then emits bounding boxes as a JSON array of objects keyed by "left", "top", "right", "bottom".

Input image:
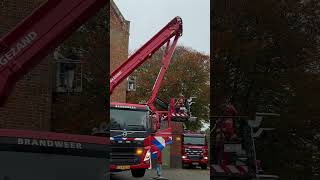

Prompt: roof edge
[{"left": 111, "top": 0, "right": 130, "bottom": 26}]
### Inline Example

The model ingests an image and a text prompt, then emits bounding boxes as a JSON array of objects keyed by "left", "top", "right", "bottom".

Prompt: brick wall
[
  {"left": 110, "top": 1, "right": 129, "bottom": 102},
  {"left": 0, "top": 0, "right": 128, "bottom": 132},
  {"left": 170, "top": 121, "right": 184, "bottom": 168},
  {"left": 50, "top": 8, "right": 109, "bottom": 134},
  {"left": 51, "top": 2, "right": 128, "bottom": 134},
  {"left": 0, "top": 0, "right": 52, "bottom": 131}
]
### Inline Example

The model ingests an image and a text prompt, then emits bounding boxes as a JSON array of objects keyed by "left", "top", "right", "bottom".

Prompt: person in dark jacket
[{"left": 175, "top": 94, "right": 185, "bottom": 113}]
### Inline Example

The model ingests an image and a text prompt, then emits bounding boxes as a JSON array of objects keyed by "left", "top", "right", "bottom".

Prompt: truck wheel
[
  {"left": 201, "top": 164, "right": 207, "bottom": 169},
  {"left": 131, "top": 169, "right": 146, "bottom": 178}
]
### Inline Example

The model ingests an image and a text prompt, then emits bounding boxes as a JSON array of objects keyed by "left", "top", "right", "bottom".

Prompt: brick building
[
  {"left": 110, "top": 0, "right": 130, "bottom": 102},
  {"left": 0, "top": 0, "right": 128, "bottom": 133},
  {"left": 0, "top": 0, "right": 51, "bottom": 130},
  {"left": 170, "top": 122, "right": 184, "bottom": 168}
]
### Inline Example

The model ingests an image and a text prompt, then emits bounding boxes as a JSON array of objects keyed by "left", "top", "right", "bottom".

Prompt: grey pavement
[{"left": 110, "top": 168, "right": 210, "bottom": 180}]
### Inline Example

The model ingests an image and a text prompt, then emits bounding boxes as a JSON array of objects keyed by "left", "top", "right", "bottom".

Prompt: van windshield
[
  {"left": 110, "top": 108, "right": 149, "bottom": 131},
  {"left": 183, "top": 136, "right": 206, "bottom": 145}
]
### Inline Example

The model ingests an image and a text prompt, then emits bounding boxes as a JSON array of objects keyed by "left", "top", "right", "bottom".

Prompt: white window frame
[
  {"left": 55, "top": 59, "right": 83, "bottom": 93},
  {"left": 127, "top": 76, "right": 137, "bottom": 91}
]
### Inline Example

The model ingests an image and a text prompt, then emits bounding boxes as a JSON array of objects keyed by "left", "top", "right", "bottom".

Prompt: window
[
  {"left": 183, "top": 136, "right": 206, "bottom": 145},
  {"left": 127, "top": 76, "right": 136, "bottom": 91},
  {"left": 110, "top": 108, "right": 149, "bottom": 131},
  {"left": 56, "top": 59, "right": 82, "bottom": 93}
]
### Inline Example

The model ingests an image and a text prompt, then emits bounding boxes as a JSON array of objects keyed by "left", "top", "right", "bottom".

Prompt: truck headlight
[
  {"left": 182, "top": 155, "right": 187, "bottom": 159},
  {"left": 144, "top": 150, "right": 151, "bottom": 162},
  {"left": 204, "top": 156, "right": 208, "bottom": 160},
  {"left": 136, "top": 148, "right": 144, "bottom": 156}
]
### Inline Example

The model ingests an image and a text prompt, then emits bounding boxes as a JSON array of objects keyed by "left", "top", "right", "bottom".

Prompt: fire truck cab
[
  {"left": 109, "top": 100, "right": 178, "bottom": 178},
  {"left": 181, "top": 131, "right": 208, "bottom": 169},
  {"left": 109, "top": 102, "right": 153, "bottom": 177}
]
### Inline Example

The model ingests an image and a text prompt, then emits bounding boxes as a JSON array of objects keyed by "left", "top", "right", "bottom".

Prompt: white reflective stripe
[
  {"left": 155, "top": 136, "right": 166, "bottom": 147},
  {"left": 172, "top": 113, "right": 176, "bottom": 117},
  {"left": 176, "top": 114, "right": 180, "bottom": 117},
  {"left": 110, "top": 137, "right": 145, "bottom": 141},
  {"left": 212, "top": 165, "right": 225, "bottom": 173},
  {"left": 227, "top": 165, "right": 240, "bottom": 174},
  {"left": 134, "top": 138, "right": 145, "bottom": 141}
]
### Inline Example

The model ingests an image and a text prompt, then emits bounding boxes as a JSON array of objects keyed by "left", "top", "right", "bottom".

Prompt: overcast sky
[{"left": 114, "top": 0, "right": 210, "bottom": 55}]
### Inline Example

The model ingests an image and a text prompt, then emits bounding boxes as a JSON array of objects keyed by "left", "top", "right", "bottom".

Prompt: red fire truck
[
  {"left": 181, "top": 131, "right": 208, "bottom": 169},
  {"left": 109, "top": 17, "right": 192, "bottom": 177},
  {"left": 0, "top": 0, "right": 109, "bottom": 179},
  {"left": 0, "top": 0, "right": 192, "bottom": 178}
]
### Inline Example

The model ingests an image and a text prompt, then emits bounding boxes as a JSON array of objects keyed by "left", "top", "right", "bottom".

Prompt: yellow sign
[{"left": 116, "top": 165, "right": 130, "bottom": 170}]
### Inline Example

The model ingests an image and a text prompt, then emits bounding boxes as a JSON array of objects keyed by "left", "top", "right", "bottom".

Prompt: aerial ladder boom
[
  {"left": 146, "top": 35, "right": 180, "bottom": 112},
  {"left": 108, "top": 18, "right": 186, "bottom": 173},
  {"left": 110, "top": 17, "right": 183, "bottom": 94},
  {"left": 0, "top": 0, "right": 107, "bottom": 105}
]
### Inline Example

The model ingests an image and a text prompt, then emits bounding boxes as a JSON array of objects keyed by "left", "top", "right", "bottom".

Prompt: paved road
[{"left": 111, "top": 168, "right": 210, "bottom": 180}]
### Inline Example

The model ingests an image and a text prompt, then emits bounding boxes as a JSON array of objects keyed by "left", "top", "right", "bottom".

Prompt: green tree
[
  {"left": 213, "top": 0, "right": 320, "bottom": 178},
  {"left": 127, "top": 46, "right": 210, "bottom": 130}
]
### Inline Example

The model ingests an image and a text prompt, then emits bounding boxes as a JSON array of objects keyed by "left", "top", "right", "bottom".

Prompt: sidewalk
[{"left": 111, "top": 168, "right": 210, "bottom": 180}]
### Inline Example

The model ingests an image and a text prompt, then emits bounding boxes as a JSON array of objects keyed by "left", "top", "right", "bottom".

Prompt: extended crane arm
[
  {"left": 110, "top": 17, "right": 183, "bottom": 94},
  {"left": 0, "top": 0, "right": 107, "bottom": 105},
  {"left": 146, "top": 35, "right": 180, "bottom": 111}
]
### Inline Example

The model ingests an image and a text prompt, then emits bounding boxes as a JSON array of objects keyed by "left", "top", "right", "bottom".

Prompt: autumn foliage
[{"left": 127, "top": 46, "right": 210, "bottom": 130}]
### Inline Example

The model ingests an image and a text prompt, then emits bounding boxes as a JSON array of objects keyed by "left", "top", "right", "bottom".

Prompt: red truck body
[
  {"left": 109, "top": 101, "right": 177, "bottom": 177},
  {"left": 181, "top": 132, "right": 208, "bottom": 169},
  {"left": 109, "top": 102, "right": 152, "bottom": 173},
  {"left": 109, "top": 17, "right": 188, "bottom": 178},
  {"left": 0, "top": 1, "right": 187, "bottom": 178},
  {"left": 0, "top": 129, "right": 109, "bottom": 180}
]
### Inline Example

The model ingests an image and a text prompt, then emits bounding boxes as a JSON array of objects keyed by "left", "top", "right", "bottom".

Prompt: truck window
[
  {"left": 0, "top": 151, "right": 108, "bottom": 180},
  {"left": 110, "top": 108, "right": 150, "bottom": 131},
  {"left": 183, "top": 136, "right": 206, "bottom": 145}
]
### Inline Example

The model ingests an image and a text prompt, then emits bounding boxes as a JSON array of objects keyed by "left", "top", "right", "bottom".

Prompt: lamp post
[{"left": 248, "top": 112, "right": 280, "bottom": 179}]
